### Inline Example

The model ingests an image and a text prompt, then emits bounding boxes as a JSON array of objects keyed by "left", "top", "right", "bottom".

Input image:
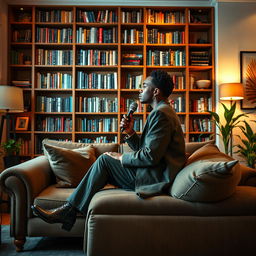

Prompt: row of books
[
  {"left": 12, "top": 29, "right": 32, "bottom": 42},
  {"left": 77, "top": 49, "right": 118, "bottom": 66},
  {"left": 190, "top": 118, "right": 212, "bottom": 132},
  {"left": 122, "top": 53, "right": 143, "bottom": 65},
  {"left": 36, "top": 49, "right": 73, "bottom": 65},
  {"left": 169, "top": 96, "right": 185, "bottom": 112},
  {"left": 76, "top": 10, "right": 118, "bottom": 23},
  {"left": 147, "top": 50, "right": 185, "bottom": 66},
  {"left": 11, "top": 50, "right": 31, "bottom": 65},
  {"left": 125, "top": 74, "right": 143, "bottom": 89},
  {"left": 190, "top": 135, "right": 211, "bottom": 142},
  {"left": 147, "top": 29, "right": 185, "bottom": 44},
  {"left": 169, "top": 74, "right": 185, "bottom": 89},
  {"left": 77, "top": 117, "right": 118, "bottom": 132},
  {"left": 36, "top": 96, "right": 73, "bottom": 112},
  {"left": 190, "top": 50, "right": 210, "bottom": 66},
  {"left": 122, "top": 29, "right": 144, "bottom": 44},
  {"left": 76, "top": 97, "right": 118, "bottom": 113},
  {"left": 36, "top": 10, "right": 73, "bottom": 23},
  {"left": 121, "top": 10, "right": 143, "bottom": 23},
  {"left": 147, "top": 9, "right": 185, "bottom": 24},
  {"left": 76, "top": 27, "right": 117, "bottom": 44},
  {"left": 78, "top": 136, "right": 117, "bottom": 143},
  {"left": 133, "top": 118, "right": 143, "bottom": 132},
  {"left": 77, "top": 72, "right": 118, "bottom": 89},
  {"left": 120, "top": 99, "right": 143, "bottom": 112},
  {"left": 17, "top": 138, "right": 31, "bottom": 155},
  {"left": 190, "top": 97, "right": 212, "bottom": 112},
  {"left": 36, "top": 27, "right": 73, "bottom": 43},
  {"left": 37, "top": 72, "right": 72, "bottom": 89},
  {"left": 36, "top": 117, "right": 73, "bottom": 132}
]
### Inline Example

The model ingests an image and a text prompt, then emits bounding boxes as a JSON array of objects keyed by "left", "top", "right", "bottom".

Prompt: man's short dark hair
[{"left": 150, "top": 70, "right": 174, "bottom": 97}]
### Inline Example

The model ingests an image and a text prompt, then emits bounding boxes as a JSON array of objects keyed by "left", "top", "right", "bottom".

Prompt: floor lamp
[
  {"left": 0, "top": 85, "right": 24, "bottom": 143},
  {"left": 0, "top": 85, "right": 24, "bottom": 241},
  {"left": 219, "top": 83, "right": 244, "bottom": 156}
]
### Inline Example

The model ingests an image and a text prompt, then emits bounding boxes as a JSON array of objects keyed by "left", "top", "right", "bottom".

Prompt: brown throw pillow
[
  {"left": 43, "top": 143, "right": 96, "bottom": 188},
  {"left": 171, "top": 144, "right": 241, "bottom": 202}
]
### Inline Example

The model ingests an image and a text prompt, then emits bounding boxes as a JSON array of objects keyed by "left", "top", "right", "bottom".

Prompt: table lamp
[
  {"left": 0, "top": 85, "right": 24, "bottom": 143},
  {"left": 219, "top": 82, "right": 244, "bottom": 156}
]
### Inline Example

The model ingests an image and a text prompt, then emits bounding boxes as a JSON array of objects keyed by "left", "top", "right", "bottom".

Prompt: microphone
[{"left": 121, "top": 102, "right": 138, "bottom": 132}]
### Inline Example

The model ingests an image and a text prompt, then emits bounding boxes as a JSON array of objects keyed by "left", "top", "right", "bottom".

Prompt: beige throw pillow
[
  {"left": 171, "top": 144, "right": 241, "bottom": 202},
  {"left": 43, "top": 143, "right": 96, "bottom": 188}
]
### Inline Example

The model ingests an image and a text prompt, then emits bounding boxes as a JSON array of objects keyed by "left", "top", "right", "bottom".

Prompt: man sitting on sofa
[{"left": 32, "top": 70, "right": 186, "bottom": 231}]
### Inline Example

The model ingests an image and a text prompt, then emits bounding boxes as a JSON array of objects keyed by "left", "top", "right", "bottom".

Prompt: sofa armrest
[
  {"left": 238, "top": 164, "right": 256, "bottom": 187},
  {"left": 0, "top": 156, "right": 54, "bottom": 238}
]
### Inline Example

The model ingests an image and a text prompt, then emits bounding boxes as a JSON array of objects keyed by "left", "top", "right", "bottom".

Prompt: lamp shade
[
  {"left": 0, "top": 85, "right": 24, "bottom": 112},
  {"left": 219, "top": 83, "right": 244, "bottom": 100}
]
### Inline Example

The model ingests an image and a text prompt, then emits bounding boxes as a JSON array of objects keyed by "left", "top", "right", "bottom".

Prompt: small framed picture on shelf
[
  {"left": 16, "top": 117, "right": 29, "bottom": 131},
  {"left": 240, "top": 51, "right": 256, "bottom": 109}
]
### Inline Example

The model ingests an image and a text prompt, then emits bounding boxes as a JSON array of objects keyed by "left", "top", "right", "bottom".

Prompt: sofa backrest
[
  {"left": 42, "top": 139, "right": 215, "bottom": 158},
  {"left": 42, "top": 139, "right": 119, "bottom": 158}
]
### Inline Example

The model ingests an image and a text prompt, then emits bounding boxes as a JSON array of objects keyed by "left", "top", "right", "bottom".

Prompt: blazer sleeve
[
  {"left": 124, "top": 132, "right": 141, "bottom": 151},
  {"left": 122, "top": 110, "right": 172, "bottom": 168}
]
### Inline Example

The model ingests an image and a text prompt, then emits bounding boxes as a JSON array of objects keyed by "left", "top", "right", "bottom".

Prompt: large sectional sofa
[{"left": 0, "top": 140, "right": 256, "bottom": 256}]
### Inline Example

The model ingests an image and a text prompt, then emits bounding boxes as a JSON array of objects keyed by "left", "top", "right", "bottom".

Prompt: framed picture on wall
[
  {"left": 240, "top": 51, "right": 256, "bottom": 109},
  {"left": 16, "top": 116, "right": 29, "bottom": 131}
]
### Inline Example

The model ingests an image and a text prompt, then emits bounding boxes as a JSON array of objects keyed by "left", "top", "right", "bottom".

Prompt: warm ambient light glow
[
  {"left": 0, "top": 85, "right": 24, "bottom": 112},
  {"left": 219, "top": 83, "right": 244, "bottom": 100}
]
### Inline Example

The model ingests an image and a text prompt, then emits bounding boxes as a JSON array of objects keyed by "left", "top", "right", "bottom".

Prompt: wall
[{"left": 216, "top": 1, "right": 256, "bottom": 164}]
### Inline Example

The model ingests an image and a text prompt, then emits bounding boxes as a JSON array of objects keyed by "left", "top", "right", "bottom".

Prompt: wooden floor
[{"left": 1, "top": 213, "right": 10, "bottom": 225}]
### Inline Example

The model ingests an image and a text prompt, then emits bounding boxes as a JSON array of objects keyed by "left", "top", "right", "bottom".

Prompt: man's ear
[{"left": 153, "top": 87, "right": 161, "bottom": 97}]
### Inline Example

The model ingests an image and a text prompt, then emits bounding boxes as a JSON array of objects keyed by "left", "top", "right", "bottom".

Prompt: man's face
[{"left": 139, "top": 76, "right": 155, "bottom": 104}]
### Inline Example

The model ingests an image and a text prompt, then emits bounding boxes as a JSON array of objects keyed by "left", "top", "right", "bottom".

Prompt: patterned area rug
[{"left": 0, "top": 225, "right": 84, "bottom": 255}]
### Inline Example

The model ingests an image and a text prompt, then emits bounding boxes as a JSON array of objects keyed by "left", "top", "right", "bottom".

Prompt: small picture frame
[{"left": 16, "top": 116, "right": 29, "bottom": 131}]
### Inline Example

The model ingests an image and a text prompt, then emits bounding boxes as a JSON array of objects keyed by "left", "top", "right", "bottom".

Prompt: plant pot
[{"left": 3, "top": 156, "right": 20, "bottom": 169}]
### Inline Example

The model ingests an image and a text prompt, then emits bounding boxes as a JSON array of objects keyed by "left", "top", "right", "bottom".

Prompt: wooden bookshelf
[{"left": 7, "top": 5, "right": 215, "bottom": 157}]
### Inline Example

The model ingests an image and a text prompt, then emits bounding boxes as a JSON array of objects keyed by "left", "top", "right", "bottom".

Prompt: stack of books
[
  {"left": 190, "top": 50, "right": 210, "bottom": 66},
  {"left": 12, "top": 80, "right": 31, "bottom": 88},
  {"left": 122, "top": 53, "right": 143, "bottom": 65}
]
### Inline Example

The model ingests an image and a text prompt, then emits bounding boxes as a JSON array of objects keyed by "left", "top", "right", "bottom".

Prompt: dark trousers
[{"left": 67, "top": 154, "right": 136, "bottom": 215}]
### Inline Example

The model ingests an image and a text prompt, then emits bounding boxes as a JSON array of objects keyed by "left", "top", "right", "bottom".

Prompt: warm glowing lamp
[
  {"left": 219, "top": 83, "right": 244, "bottom": 156},
  {"left": 0, "top": 85, "right": 24, "bottom": 142}
]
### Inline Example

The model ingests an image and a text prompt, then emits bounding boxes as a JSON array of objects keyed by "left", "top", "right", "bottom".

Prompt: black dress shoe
[{"left": 31, "top": 203, "right": 77, "bottom": 231}]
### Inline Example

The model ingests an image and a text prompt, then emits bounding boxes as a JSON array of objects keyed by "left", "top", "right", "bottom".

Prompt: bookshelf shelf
[{"left": 7, "top": 5, "right": 215, "bottom": 156}]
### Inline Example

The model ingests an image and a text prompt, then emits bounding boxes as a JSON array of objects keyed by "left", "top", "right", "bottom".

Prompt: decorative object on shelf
[
  {"left": 209, "top": 102, "right": 246, "bottom": 156},
  {"left": 0, "top": 85, "right": 24, "bottom": 143},
  {"left": 1, "top": 139, "right": 21, "bottom": 168},
  {"left": 196, "top": 79, "right": 211, "bottom": 89},
  {"left": 235, "top": 120, "right": 256, "bottom": 169},
  {"left": 240, "top": 51, "right": 256, "bottom": 109},
  {"left": 15, "top": 116, "right": 29, "bottom": 131}
]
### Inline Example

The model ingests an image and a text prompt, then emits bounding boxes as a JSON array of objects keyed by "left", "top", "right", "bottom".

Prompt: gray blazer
[{"left": 122, "top": 100, "right": 186, "bottom": 198}]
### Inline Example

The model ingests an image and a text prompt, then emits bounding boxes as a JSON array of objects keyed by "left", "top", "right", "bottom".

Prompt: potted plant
[
  {"left": 208, "top": 102, "right": 247, "bottom": 155},
  {"left": 235, "top": 120, "right": 256, "bottom": 169},
  {"left": 1, "top": 139, "right": 22, "bottom": 168}
]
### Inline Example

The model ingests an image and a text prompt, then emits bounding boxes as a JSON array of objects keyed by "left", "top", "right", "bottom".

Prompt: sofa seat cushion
[
  {"left": 88, "top": 187, "right": 256, "bottom": 216},
  {"left": 33, "top": 184, "right": 117, "bottom": 210}
]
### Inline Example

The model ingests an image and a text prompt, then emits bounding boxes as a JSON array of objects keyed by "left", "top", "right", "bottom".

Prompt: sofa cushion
[
  {"left": 33, "top": 185, "right": 256, "bottom": 216},
  {"left": 43, "top": 143, "right": 96, "bottom": 188},
  {"left": 170, "top": 144, "right": 241, "bottom": 202},
  {"left": 42, "top": 139, "right": 119, "bottom": 157},
  {"left": 87, "top": 187, "right": 256, "bottom": 216}
]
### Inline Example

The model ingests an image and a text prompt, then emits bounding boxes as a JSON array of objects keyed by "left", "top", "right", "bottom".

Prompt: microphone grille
[{"left": 129, "top": 102, "right": 138, "bottom": 112}]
